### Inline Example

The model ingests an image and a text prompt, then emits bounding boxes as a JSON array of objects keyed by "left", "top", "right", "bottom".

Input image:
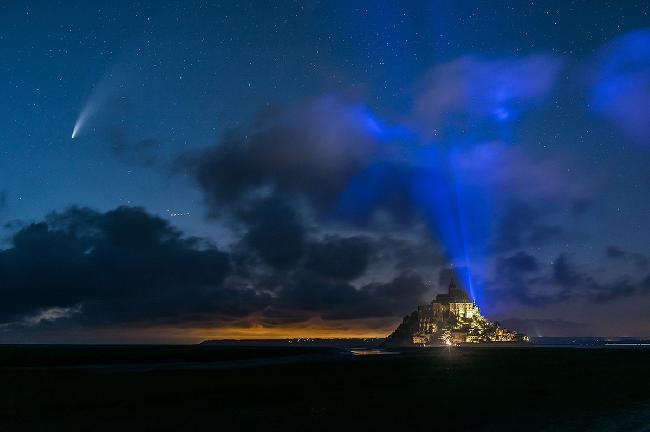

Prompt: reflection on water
[{"left": 349, "top": 349, "right": 399, "bottom": 356}]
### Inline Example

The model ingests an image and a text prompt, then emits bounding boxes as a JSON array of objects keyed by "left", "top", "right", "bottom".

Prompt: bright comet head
[{"left": 71, "top": 102, "right": 93, "bottom": 140}]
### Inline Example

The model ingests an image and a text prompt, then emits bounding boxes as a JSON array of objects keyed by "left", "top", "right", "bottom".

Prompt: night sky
[{"left": 1, "top": 1, "right": 649, "bottom": 343}]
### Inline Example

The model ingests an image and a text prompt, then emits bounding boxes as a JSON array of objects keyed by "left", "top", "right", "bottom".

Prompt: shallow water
[{"left": 4, "top": 345, "right": 650, "bottom": 431}]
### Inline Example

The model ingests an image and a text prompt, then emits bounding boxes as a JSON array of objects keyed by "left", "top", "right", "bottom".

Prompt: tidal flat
[{"left": 3, "top": 345, "right": 650, "bottom": 431}]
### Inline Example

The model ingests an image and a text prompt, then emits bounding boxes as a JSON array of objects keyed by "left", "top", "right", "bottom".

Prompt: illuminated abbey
[{"left": 383, "top": 279, "right": 528, "bottom": 347}]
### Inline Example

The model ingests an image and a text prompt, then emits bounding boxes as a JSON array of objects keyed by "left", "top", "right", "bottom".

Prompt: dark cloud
[
  {"left": 0, "top": 206, "right": 267, "bottom": 326},
  {"left": 349, "top": 272, "right": 429, "bottom": 319},
  {"left": 279, "top": 274, "right": 365, "bottom": 314},
  {"left": 492, "top": 202, "right": 563, "bottom": 252},
  {"left": 279, "top": 272, "right": 428, "bottom": 320},
  {"left": 382, "top": 235, "right": 444, "bottom": 272},
  {"left": 304, "top": 236, "right": 371, "bottom": 280},
  {"left": 605, "top": 246, "right": 648, "bottom": 270},
  {"left": 185, "top": 96, "right": 380, "bottom": 214},
  {"left": 493, "top": 252, "right": 543, "bottom": 304},
  {"left": 605, "top": 246, "right": 626, "bottom": 259},
  {"left": 498, "top": 252, "right": 540, "bottom": 275},
  {"left": 491, "top": 252, "right": 650, "bottom": 306},
  {"left": 0, "top": 204, "right": 446, "bottom": 330},
  {"left": 239, "top": 196, "right": 305, "bottom": 270},
  {"left": 234, "top": 230, "right": 428, "bottom": 322},
  {"left": 551, "top": 255, "right": 584, "bottom": 289}
]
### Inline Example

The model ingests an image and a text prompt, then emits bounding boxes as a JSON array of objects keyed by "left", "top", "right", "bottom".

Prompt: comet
[
  {"left": 71, "top": 114, "right": 82, "bottom": 139},
  {"left": 71, "top": 61, "right": 126, "bottom": 140},
  {"left": 71, "top": 100, "right": 97, "bottom": 139},
  {"left": 71, "top": 45, "right": 146, "bottom": 140}
]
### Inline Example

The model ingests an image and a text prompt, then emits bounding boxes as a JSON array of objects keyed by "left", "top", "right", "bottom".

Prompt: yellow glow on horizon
[
  {"left": 74, "top": 316, "right": 400, "bottom": 344},
  {"left": 184, "top": 316, "right": 397, "bottom": 342},
  {"left": 190, "top": 326, "right": 390, "bottom": 340}
]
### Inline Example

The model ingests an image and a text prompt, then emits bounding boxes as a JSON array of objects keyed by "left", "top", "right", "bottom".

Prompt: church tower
[{"left": 448, "top": 278, "right": 471, "bottom": 303}]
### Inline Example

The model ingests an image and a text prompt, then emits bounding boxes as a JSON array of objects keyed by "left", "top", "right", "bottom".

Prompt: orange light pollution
[
  {"left": 59, "top": 317, "right": 399, "bottom": 344},
  {"left": 186, "top": 316, "right": 397, "bottom": 343}
]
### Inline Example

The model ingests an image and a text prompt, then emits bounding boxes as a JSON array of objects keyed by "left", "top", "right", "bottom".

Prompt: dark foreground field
[{"left": 3, "top": 345, "right": 650, "bottom": 431}]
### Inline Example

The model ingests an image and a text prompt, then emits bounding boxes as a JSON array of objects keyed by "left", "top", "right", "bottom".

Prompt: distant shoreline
[
  {"left": 200, "top": 338, "right": 383, "bottom": 348},
  {"left": 201, "top": 336, "right": 650, "bottom": 348}
]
